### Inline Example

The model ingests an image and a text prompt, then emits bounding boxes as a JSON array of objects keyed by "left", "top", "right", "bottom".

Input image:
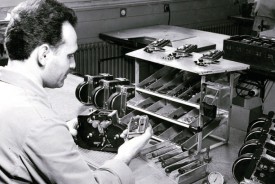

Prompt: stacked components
[
  {"left": 232, "top": 113, "right": 275, "bottom": 184},
  {"left": 75, "top": 74, "right": 135, "bottom": 117},
  {"left": 75, "top": 73, "right": 113, "bottom": 104},
  {"left": 223, "top": 35, "right": 275, "bottom": 75},
  {"left": 74, "top": 73, "right": 135, "bottom": 151}
]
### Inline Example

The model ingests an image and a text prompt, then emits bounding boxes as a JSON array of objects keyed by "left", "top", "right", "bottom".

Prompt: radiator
[
  {"left": 196, "top": 22, "right": 239, "bottom": 36},
  {"left": 74, "top": 42, "right": 134, "bottom": 82}
]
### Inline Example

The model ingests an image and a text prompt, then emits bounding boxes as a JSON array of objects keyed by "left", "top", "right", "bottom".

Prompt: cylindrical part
[
  {"left": 162, "top": 152, "right": 190, "bottom": 168},
  {"left": 158, "top": 149, "right": 183, "bottom": 162},
  {"left": 165, "top": 159, "right": 196, "bottom": 173},
  {"left": 178, "top": 160, "right": 201, "bottom": 174},
  {"left": 151, "top": 145, "right": 175, "bottom": 158}
]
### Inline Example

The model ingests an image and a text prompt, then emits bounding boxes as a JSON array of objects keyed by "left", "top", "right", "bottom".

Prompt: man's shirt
[{"left": 0, "top": 67, "right": 134, "bottom": 184}]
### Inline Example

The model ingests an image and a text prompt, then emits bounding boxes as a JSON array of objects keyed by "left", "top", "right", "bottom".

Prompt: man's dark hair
[{"left": 4, "top": 0, "right": 78, "bottom": 60}]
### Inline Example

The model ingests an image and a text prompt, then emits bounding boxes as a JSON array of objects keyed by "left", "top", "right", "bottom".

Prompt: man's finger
[{"left": 120, "top": 129, "right": 128, "bottom": 139}]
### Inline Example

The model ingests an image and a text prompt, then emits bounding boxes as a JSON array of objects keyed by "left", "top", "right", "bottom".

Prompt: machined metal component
[
  {"left": 91, "top": 78, "right": 130, "bottom": 109},
  {"left": 127, "top": 115, "right": 149, "bottom": 139},
  {"left": 75, "top": 74, "right": 113, "bottom": 105},
  {"left": 76, "top": 108, "right": 125, "bottom": 152}
]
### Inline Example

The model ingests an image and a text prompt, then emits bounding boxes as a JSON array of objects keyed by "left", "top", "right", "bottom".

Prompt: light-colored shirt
[
  {"left": 253, "top": 0, "right": 275, "bottom": 31},
  {"left": 0, "top": 67, "right": 134, "bottom": 184}
]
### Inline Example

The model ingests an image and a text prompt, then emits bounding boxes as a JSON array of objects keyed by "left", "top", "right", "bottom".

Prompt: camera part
[
  {"left": 127, "top": 115, "right": 149, "bottom": 139},
  {"left": 76, "top": 108, "right": 126, "bottom": 152},
  {"left": 75, "top": 74, "right": 113, "bottom": 105}
]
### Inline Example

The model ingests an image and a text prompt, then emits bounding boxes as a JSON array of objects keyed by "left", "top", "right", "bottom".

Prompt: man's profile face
[{"left": 43, "top": 21, "right": 78, "bottom": 88}]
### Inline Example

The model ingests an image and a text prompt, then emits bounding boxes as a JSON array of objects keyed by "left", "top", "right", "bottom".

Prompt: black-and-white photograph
[{"left": 0, "top": 0, "right": 275, "bottom": 183}]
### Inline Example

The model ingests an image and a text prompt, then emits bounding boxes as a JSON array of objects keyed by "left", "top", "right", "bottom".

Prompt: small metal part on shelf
[
  {"left": 194, "top": 50, "right": 224, "bottom": 66},
  {"left": 176, "top": 44, "right": 198, "bottom": 53},
  {"left": 144, "top": 38, "right": 171, "bottom": 53},
  {"left": 201, "top": 50, "right": 224, "bottom": 60},
  {"left": 162, "top": 44, "right": 197, "bottom": 60}
]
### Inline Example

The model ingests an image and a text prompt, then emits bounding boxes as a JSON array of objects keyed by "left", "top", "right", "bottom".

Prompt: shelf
[
  {"left": 151, "top": 135, "right": 166, "bottom": 142},
  {"left": 115, "top": 26, "right": 251, "bottom": 184},
  {"left": 181, "top": 117, "right": 228, "bottom": 150},
  {"left": 136, "top": 87, "right": 200, "bottom": 109},
  {"left": 127, "top": 43, "right": 249, "bottom": 159},
  {"left": 127, "top": 104, "right": 192, "bottom": 128},
  {"left": 126, "top": 46, "right": 249, "bottom": 75},
  {"left": 229, "top": 15, "right": 254, "bottom": 24},
  {"left": 149, "top": 116, "right": 228, "bottom": 150}
]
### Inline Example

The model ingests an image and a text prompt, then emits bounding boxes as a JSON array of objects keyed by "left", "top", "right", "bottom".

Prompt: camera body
[{"left": 76, "top": 108, "right": 125, "bottom": 152}]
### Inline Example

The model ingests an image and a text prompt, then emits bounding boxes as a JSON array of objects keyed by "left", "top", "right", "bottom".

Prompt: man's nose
[{"left": 70, "top": 58, "right": 76, "bottom": 70}]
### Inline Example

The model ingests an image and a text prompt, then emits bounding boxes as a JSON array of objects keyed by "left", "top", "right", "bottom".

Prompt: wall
[
  {"left": 73, "top": 0, "right": 239, "bottom": 43},
  {"left": 0, "top": 0, "right": 86, "bottom": 20},
  {"left": 0, "top": 0, "right": 239, "bottom": 43}
]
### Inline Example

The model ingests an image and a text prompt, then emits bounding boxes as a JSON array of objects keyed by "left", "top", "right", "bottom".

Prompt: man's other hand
[
  {"left": 66, "top": 118, "right": 78, "bottom": 137},
  {"left": 114, "top": 125, "right": 153, "bottom": 165}
]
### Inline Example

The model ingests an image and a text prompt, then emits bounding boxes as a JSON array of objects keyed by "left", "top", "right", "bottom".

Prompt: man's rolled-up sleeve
[{"left": 97, "top": 159, "right": 134, "bottom": 184}]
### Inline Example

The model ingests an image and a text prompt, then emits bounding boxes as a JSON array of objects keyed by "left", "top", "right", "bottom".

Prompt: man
[
  {"left": 252, "top": 0, "right": 275, "bottom": 33},
  {"left": 0, "top": 0, "right": 152, "bottom": 183}
]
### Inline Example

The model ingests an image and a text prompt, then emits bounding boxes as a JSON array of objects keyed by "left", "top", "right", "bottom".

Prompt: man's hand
[
  {"left": 113, "top": 125, "right": 153, "bottom": 165},
  {"left": 66, "top": 118, "right": 79, "bottom": 137}
]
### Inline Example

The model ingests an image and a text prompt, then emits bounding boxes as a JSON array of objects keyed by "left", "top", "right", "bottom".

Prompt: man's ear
[{"left": 37, "top": 44, "right": 50, "bottom": 66}]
